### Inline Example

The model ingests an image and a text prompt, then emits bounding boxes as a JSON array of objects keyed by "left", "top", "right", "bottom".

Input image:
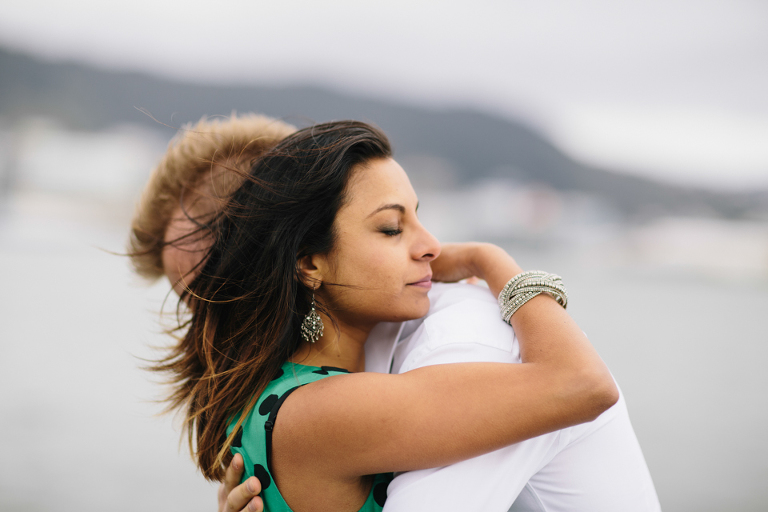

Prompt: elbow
[
  {"left": 595, "top": 373, "right": 619, "bottom": 413},
  {"left": 567, "top": 367, "right": 619, "bottom": 422},
  {"left": 592, "top": 370, "right": 619, "bottom": 418}
]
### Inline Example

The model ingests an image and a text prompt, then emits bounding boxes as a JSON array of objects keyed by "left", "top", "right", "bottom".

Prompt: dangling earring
[{"left": 301, "top": 288, "right": 324, "bottom": 344}]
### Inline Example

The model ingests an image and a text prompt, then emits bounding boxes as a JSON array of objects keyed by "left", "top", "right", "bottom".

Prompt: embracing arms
[
  {"left": 278, "top": 244, "right": 617, "bottom": 470},
  {"left": 218, "top": 243, "right": 617, "bottom": 511}
]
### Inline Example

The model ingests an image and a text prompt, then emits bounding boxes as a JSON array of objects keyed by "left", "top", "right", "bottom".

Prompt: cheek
[
  {"left": 325, "top": 245, "right": 428, "bottom": 322},
  {"left": 161, "top": 230, "right": 213, "bottom": 296},
  {"left": 337, "top": 242, "right": 402, "bottom": 288}
]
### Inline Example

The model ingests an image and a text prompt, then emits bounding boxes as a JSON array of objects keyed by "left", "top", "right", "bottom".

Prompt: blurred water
[
  {"left": 1, "top": 201, "right": 766, "bottom": 512},
  {"left": 0, "top": 205, "right": 216, "bottom": 512}
]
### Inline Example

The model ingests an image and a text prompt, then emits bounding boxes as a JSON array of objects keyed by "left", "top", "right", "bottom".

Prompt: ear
[{"left": 297, "top": 253, "right": 329, "bottom": 289}]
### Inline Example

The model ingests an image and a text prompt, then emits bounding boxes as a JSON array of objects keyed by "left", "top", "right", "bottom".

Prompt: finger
[
  {"left": 222, "top": 454, "right": 245, "bottom": 495},
  {"left": 225, "top": 477, "right": 262, "bottom": 512},
  {"left": 465, "top": 276, "right": 480, "bottom": 285},
  {"left": 219, "top": 454, "right": 246, "bottom": 512},
  {"left": 245, "top": 496, "right": 264, "bottom": 512}
]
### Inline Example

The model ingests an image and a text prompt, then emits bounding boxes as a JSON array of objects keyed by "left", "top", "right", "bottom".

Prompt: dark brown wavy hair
[{"left": 154, "top": 120, "right": 392, "bottom": 480}]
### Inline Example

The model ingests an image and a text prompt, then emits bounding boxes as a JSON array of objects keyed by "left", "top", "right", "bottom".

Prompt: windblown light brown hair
[
  {"left": 160, "top": 120, "right": 392, "bottom": 480},
  {"left": 128, "top": 114, "right": 296, "bottom": 280}
]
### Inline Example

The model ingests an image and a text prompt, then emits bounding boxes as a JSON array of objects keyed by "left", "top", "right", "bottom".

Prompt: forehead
[{"left": 342, "top": 158, "right": 416, "bottom": 213}]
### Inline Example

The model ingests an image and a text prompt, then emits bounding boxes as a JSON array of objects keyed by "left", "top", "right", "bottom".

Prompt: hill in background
[{"left": 0, "top": 46, "right": 765, "bottom": 222}]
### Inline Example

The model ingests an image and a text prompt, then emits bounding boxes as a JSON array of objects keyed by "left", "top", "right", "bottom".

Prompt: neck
[{"left": 289, "top": 312, "right": 373, "bottom": 373}]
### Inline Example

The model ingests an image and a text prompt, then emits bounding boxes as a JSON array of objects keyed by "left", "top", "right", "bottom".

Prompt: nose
[{"left": 413, "top": 221, "right": 441, "bottom": 262}]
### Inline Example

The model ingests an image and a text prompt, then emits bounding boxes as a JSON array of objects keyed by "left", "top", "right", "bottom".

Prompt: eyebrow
[{"left": 366, "top": 203, "right": 406, "bottom": 218}]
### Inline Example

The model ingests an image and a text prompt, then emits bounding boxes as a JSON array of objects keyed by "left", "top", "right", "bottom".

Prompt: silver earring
[{"left": 301, "top": 291, "right": 324, "bottom": 344}]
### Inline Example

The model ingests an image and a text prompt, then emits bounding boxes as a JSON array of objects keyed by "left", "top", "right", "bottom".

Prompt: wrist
[
  {"left": 469, "top": 244, "right": 520, "bottom": 279},
  {"left": 467, "top": 244, "right": 524, "bottom": 297},
  {"left": 464, "top": 243, "right": 492, "bottom": 279}
]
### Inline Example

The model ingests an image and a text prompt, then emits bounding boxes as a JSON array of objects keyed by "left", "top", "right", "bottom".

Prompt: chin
[
  {"left": 405, "top": 297, "right": 431, "bottom": 320},
  {"left": 366, "top": 292, "right": 431, "bottom": 323}
]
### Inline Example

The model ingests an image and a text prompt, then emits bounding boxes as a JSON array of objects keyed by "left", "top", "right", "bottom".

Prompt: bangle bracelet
[{"left": 498, "top": 270, "right": 568, "bottom": 324}]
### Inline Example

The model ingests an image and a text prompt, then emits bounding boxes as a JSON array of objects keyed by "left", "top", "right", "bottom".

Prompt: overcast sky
[{"left": 2, "top": 0, "right": 767, "bottom": 189}]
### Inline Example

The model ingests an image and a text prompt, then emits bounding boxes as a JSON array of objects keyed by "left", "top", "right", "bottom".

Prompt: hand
[
  {"left": 217, "top": 454, "right": 263, "bottom": 512},
  {"left": 430, "top": 242, "right": 485, "bottom": 283},
  {"left": 431, "top": 243, "right": 524, "bottom": 297}
]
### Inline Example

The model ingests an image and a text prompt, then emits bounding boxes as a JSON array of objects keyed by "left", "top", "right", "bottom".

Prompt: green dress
[{"left": 227, "top": 362, "right": 393, "bottom": 512}]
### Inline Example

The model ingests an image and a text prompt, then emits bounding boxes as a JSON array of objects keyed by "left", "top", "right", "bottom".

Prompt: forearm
[{"left": 471, "top": 243, "right": 618, "bottom": 421}]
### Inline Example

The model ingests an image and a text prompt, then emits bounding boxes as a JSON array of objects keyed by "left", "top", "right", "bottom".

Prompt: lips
[{"left": 408, "top": 275, "right": 433, "bottom": 288}]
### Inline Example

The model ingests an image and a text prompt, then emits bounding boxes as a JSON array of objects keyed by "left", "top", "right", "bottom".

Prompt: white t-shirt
[{"left": 364, "top": 282, "right": 661, "bottom": 512}]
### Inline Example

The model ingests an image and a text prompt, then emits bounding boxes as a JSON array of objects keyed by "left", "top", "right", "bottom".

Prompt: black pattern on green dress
[{"left": 227, "top": 362, "right": 393, "bottom": 512}]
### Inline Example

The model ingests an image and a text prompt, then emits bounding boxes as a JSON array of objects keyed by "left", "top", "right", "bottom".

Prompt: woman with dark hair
[{"left": 158, "top": 120, "right": 618, "bottom": 512}]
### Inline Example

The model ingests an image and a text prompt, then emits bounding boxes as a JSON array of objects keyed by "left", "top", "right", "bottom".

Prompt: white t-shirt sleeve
[{"left": 384, "top": 293, "right": 560, "bottom": 512}]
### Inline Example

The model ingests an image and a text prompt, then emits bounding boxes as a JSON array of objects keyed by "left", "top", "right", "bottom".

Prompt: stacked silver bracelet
[{"left": 498, "top": 270, "right": 568, "bottom": 324}]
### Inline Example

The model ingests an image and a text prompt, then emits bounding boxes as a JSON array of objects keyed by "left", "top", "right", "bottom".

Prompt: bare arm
[{"left": 276, "top": 243, "right": 618, "bottom": 477}]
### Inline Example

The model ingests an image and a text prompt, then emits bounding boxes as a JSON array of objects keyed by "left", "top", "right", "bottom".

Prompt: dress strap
[{"left": 264, "top": 385, "right": 301, "bottom": 474}]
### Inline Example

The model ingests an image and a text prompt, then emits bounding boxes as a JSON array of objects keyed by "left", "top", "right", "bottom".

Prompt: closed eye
[{"left": 381, "top": 228, "right": 403, "bottom": 237}]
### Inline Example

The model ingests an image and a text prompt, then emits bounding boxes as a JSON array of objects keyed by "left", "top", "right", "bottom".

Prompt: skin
[
  {"left": 219, "top": 454, "right": 263, "bottom": 512},
  {"left": 161, "top": 189, "right": 216, "bottom": 296},
  {"left": 163, "top": 157, "right": 617, "bottom": 512}
]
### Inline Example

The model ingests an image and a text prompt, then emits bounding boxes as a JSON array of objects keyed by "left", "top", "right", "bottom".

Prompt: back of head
[{"left": 128, "top": 113, "right": 297, "bottom": 282}]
